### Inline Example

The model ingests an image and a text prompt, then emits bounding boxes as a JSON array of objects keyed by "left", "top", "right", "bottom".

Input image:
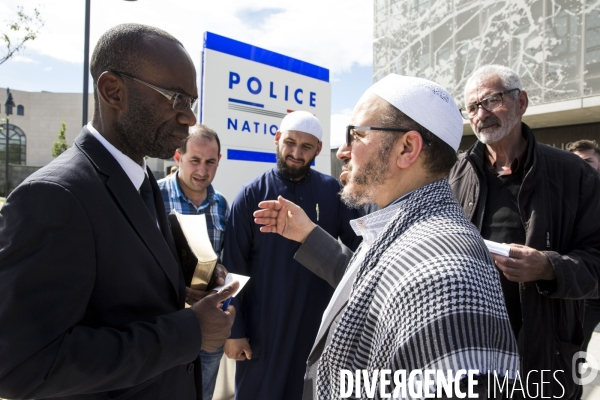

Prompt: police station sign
[{"left": 200, "top": 32, "right": 332, "bottom": 201}]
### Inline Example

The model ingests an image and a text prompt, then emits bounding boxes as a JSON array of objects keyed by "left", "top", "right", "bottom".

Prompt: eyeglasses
[
  {"left": 460, "top": 88, "right": 520, "bottom": 120},
  {"left": 346, "top": 125, "right": 432, "bottom": 147},
  {"left": 111, "top": 71, "right": 198, "bottom": 112}
]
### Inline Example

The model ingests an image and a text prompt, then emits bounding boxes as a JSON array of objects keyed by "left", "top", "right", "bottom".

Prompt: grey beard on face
[
  {"left": 339, "top": 141, "right": 392, "bottom": 208},
  {"left": 475, "top": 110, "right": 520, "bottom": 145},
  {"left": 339, "top": 185, "right": 375, "bottom": 209}
]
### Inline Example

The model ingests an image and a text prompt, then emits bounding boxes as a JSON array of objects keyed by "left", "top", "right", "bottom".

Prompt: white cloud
[
  {"left": 1, "top": 0, "right": 373, "bottom": 147},
  {"left": 330, "top": 108, "right": 354, "bottom": 148},
  {"left": 11, "top": 55, "right": 38, "bottom": 63},
  {"left": 1, "top": 0, "right": 372, "bottom": 74}
]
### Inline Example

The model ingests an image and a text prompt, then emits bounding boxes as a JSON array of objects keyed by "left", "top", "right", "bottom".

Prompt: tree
[
  {"left": 52, "top": 122, "right": 69, "bottom": 158},
  {"left": 1, "top": 6, "right": 44, "bottom": 67}
]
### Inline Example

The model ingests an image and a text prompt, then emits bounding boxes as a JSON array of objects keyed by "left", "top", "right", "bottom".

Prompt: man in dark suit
[{"left": 0, "top": 24, "right": 237, "bottom": 400}]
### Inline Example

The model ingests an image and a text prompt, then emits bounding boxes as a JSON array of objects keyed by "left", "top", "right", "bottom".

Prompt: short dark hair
[
  {"left": 378, "top": 101, "right": 457, "bottom": 176},
  {"left": 90, "top": 23, "right": 183, "bottom": 116},
  {"left": 180, "top": 125, "right": 221, "bottom": 156},
  {"left": 566, "top": 140, "right": 600, "bottom": 158}
]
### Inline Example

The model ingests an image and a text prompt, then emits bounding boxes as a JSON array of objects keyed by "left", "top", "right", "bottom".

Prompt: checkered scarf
[{"left": 316, "top": 180, "right": 519, "bottom": 399}]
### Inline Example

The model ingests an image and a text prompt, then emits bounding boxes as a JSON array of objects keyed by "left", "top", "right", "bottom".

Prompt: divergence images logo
[{"left": 573, "top": 351, "right": 598, "bottom": 385}]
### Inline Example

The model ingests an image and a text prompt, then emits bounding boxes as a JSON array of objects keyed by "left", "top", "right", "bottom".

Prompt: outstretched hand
[{"left": 253, "top": 195, "right": 316, "bottom": 243}]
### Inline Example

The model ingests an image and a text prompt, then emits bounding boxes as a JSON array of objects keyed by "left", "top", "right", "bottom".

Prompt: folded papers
[{"left": 484, "top": 240, "right": 512, "bottom": 257}]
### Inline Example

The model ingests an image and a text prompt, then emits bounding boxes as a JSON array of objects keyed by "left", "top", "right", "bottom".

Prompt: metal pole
[
  {"left": 5, "top": 116, "right": 9, "bottom": 197},
  {"left": 82, "top": 0, "right": 91, "bottom": 127}
]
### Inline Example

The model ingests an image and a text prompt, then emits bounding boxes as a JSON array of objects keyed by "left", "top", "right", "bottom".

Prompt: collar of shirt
[
  {"left": 87, "top": 122, "right": 147, "bottom": 190},
  {"left": 168, "top": 170, "right": 218, "bottom": 211},
  {"left": 484, "top": 134, "right": 529, "bottom": 177},
  {"left": 349, "top": 191, "right": 412, "bottom": 245},
  {"left": 273, "top": 166, "right": 311, "bottom": 184}
]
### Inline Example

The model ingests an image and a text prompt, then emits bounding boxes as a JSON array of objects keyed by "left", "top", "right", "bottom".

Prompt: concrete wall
[
  {"left": 0, "top": 87, "right": 94, "bottom": 168},
  {"left": 0, "top": 164, "right": 42, "bottom": 197},
  {"left": 0, "top": 87, "right": 173, "bottom": 179}
]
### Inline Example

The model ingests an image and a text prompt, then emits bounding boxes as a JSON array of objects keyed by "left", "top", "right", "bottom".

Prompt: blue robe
[{"left": 223, "top": 167, "right": 362, "bottom": 400}]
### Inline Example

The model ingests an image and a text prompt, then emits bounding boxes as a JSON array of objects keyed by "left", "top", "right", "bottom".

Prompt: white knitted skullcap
[
  {"left": 279, "top": 111, "right": 323, "bottom": 141},
  {"left": 367, "top": 74, "right": 463, "bottom": 151}
]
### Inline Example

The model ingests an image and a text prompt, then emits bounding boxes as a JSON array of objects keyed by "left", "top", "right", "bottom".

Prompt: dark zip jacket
[{"left": 448, "top": 123, "right": 600, "bottom": 399}]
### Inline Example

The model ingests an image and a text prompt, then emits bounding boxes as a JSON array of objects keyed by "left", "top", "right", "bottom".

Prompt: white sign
[{"left": 200, "top": 32, "right": 332, "bottom": 202}]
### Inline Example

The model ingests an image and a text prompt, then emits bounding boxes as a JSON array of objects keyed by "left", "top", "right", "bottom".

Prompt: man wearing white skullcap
[
  {"left": 254, "top": 74, "right": 519, "bottom": 399},
  {"left": 222, "top": 111, "right": 362, "bottom": 399}
]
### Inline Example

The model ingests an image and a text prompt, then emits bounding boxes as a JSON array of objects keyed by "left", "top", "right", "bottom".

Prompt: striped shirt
[{"left": 157, "top": 170, "right": 229, "bottom": 258}]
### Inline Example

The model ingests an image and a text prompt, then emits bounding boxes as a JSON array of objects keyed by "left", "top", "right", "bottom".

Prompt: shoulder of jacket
[
  {"left": 24, "top": 146, "right": 90, "bottom": 187},
  {"left": 535, "top": 143, "right": 591, "bottom": 171},
  {"left": 448, "top": 154, "right": 474, "bottom": 184}
]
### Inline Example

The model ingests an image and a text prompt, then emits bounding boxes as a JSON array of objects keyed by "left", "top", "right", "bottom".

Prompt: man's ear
[
  {"left": 396, "top": 131, "right": 423, "bottom": 169},
  {"left": 96, "top": 71, "right": 126, "bottom": 112},
  {"left": 274, "top": 130, "right": 282, "bottom": 146},
  {"left": 173, "top": 149, "right": 181, "bottom": 164},
  {"left": 517, "top": 90, "right": 529, "bottom": 116},
  {"left": 315, "top": 141, "right": 323, "bottom": 157}
]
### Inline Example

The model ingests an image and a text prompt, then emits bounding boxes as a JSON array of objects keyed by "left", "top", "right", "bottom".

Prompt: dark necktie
[{"left": 140, "top": 174, "right": 158, "bottom": 222}]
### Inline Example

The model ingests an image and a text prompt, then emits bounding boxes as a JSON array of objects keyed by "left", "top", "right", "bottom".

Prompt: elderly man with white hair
[
  {"left": 254, "top": 75, "right": 520, "bottom": 399},
  {"left": 449, "top": 64, "right": 600, "bottom": 399},
  {"left": 222, "top": 111, "right": 362, "bottom": 399}
]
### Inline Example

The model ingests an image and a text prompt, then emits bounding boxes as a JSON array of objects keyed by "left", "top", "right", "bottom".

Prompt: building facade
[
  {"left": 0, "top": 87, "right": 174, "bottom": 195},
  {"left": 373, "top": 0, "right": 600, "bottom": 150}
]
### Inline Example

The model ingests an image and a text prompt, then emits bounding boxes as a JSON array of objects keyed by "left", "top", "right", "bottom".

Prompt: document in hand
[
  {"left": 168, "top": 211, "right": 217, "bottom": 291},
  {"left": 484, "top": 239, "right": 512, "bottom": 257},
  {"left": 213, "top": 273, "right": 250, "bottom": 298},
  {"left": 214, "top": 273, "right": 250, "bottom": 311}
]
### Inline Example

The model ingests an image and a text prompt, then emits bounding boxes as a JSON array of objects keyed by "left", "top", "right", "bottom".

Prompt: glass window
[{"left": 0, "top": 123, "right": 27, "bottom": 165}]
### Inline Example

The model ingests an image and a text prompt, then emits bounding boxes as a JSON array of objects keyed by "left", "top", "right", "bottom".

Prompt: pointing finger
[
  {"left": 253, "top": 209, "right": 278, "bottom": 219},
  {"left": 257, "top": 200, "right": 283, "bottom": 211},
  {"left": 277, "top": 196, "right": 302, "bottom": 212}
]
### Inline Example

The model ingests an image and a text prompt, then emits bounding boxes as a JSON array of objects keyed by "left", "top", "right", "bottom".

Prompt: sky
[{"left": 0, "top": 0, "right": 374, "bottom": 147}]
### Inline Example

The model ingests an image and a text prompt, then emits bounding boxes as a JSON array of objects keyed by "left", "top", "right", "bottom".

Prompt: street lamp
[
  {"left": 82, "top": 0, "right": 138, "bottom": 127},
  {"left": 4, "top": 88, "right": 15, "bottom": 197}
]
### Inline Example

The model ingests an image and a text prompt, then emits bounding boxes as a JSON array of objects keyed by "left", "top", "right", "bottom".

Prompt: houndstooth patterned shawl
[{"left": 316, "top": 180, "right": 520, "bottom": 399}]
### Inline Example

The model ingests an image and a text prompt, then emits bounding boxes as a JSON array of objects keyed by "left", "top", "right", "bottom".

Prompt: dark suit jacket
[{"left": 0, "top": 128, "right": 202, "bottom": 399}]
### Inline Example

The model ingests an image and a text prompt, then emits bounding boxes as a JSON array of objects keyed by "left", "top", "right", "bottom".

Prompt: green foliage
[
  {"left": 1, "top": 5, "right": 45, "bottom": 66},
  {"left": 52, "top": 122, "right": 69, "bottom": 158}
]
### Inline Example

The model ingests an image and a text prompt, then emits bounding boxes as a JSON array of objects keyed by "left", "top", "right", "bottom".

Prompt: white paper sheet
[
  {"left": 484, "top": 240, "right": 512, "bottom": 257},
  {"left": 213, "top": 273, "right": 250, "bottom": 297}
]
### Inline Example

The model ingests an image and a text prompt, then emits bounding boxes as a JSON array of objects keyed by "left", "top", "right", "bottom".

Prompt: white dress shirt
[{"left": 87, "top": 122, "right": 147, "bottom": 190}]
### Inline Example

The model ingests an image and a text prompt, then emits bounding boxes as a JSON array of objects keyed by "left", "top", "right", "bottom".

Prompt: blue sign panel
[{"left": 204, "top": 32, "right": 329, "bottom": 83}]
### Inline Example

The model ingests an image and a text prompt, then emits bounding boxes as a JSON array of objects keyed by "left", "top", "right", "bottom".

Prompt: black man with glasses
[
  {"left": 449, "top": 64, "right": 600, "bottom": 400},
  {"left": 0, "top": 24, "right": 236, "bottom": 400}
]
